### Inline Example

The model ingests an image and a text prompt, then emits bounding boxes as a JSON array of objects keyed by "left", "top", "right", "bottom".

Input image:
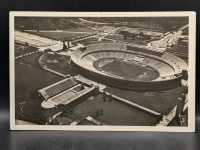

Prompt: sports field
[
  {"left": 27, "top": 31, "right": 94, "bottom": 41},
  {"left": 94, "top": 58, "right": 159, "bottom": 81}
]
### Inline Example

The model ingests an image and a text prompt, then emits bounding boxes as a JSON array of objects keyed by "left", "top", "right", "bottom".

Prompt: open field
[
  {"left": 62, "top": 94, "right": 160, "bottom": 126},
  {"left": 26, "top": 31, "right": 94, "bottom": 41},
  {"left": 15, "top": 53, "right": 64, "bottom": 102},
  {"left": 15, "top": 51, "right": 66, "bottom": 123},
  {"left": 39, "top": 53, "right": 73, "bottom": 75},
  {"left": 105, "top": 86, "right": 185, "bottom": 115}
]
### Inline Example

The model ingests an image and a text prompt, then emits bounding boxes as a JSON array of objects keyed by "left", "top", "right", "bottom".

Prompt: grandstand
[
  {"left": 38, "top": 77, "right": 79, "bottom": 100},
  {"left": 71, "top": 43, "right": 187, "bottom": 91},
  {"left": 38, "top": 77, "right": 96, "bottom": 109},
  {"left": 145, "top": 25, "right": 189, "bottom": 54}
]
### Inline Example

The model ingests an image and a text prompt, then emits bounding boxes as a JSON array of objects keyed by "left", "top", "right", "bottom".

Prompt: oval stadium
[{"left": 71, "top": 43, "right": 187, "bottom": 91}]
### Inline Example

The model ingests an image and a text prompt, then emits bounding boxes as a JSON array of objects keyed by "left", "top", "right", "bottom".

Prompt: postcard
[{"left": 10, "top": 11, "right": 196, "bottom": 131}]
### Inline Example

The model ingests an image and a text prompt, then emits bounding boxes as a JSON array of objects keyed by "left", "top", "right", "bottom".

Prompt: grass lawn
[
  {"left": 105, "top": 86, "right": 185, "bottom": 115},
  {"left": 15, "top": 53, "right": 64, "bottom": 102},
  {"left": 27, "top": 31, "right": 94, "bottom": 41},
  {"left": 40, "top": 53, "right": 75, "bottom": 75},
  {"left": 63, "top": 94, "right": 160, "bottom": 126}
]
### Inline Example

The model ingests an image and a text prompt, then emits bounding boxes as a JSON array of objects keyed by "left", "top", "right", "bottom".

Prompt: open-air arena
[{"left": 14, "top": 16, "right": 189, "bottom": 126}]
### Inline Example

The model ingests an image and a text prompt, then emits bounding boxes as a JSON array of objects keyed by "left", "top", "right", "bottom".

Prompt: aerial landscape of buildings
[{"left": 13, "top": 16, "right": 189, "bottom": 127}]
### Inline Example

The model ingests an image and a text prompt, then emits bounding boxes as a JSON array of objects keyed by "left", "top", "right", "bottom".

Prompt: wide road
[{"left": 15, "top": 31, "right": 63, "bottom": 51}]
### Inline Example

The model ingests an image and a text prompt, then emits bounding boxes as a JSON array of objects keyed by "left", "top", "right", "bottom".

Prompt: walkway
[
  {"left": 15, "top": 51, "right": 40, "bottom": 60},
  {"left": 42, "top": 66, "right": 69, "bottom": 78},
  {"left": 104, "top": 92, "right": 162, "bottom": 117}
]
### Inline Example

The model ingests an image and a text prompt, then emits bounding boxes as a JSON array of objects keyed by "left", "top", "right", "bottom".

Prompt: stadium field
[{"left": 94, "top": 58, "right": 159, "bottom": 81}]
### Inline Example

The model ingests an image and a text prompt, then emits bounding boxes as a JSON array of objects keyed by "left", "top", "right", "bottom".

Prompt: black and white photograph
[{"left": 9, "top": 12, "right": 196, "bottom": 131}]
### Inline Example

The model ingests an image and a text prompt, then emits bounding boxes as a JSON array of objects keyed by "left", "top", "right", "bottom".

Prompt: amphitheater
[{"left": 71, "top": 43, "right": 187, "bottom": 91}]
